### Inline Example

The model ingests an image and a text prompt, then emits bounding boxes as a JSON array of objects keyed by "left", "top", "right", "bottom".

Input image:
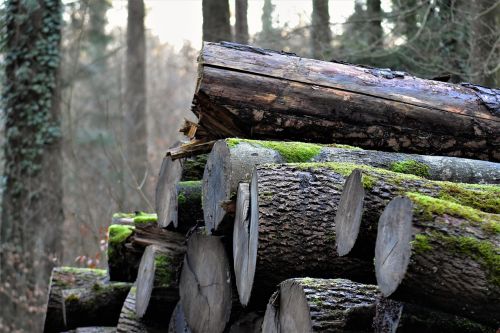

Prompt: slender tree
[
  {"left": 311, "top": 0, "right": 332, "bottom": 59},
  {"left": 0, "top": 0, "right": 63, "bottom": 330},
  {"left": 125, "top": 0, "right": 148, "bottom": 209},
  {"left": 202, "top": 0, "right": 231, "bottom": 42},
  {"left": 235, "top": 0, "right": 249, "bottom": 44},
  {"left": 366, "top": 0, "right": 383, "bottom": 49}
]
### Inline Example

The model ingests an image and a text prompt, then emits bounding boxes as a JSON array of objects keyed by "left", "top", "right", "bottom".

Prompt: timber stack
[{"left": 42, "top": 42, "right": 500, "bottom": 332}]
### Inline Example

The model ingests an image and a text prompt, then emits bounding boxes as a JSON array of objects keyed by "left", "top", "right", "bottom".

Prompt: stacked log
[{"left": 42, "top": 42, "right": 500, "bottom": 332}]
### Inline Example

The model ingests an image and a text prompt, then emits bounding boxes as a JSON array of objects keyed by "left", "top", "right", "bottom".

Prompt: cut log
[
  {"left": 136, "top": 245, "right": 185, "bottom": 321},
  {"left": 262, "top": 278, "right": 379, "bottom": 332},
  {"left": 236, "top": 164, "right": 374, "bottom": 307},
  {"left": 64, "top": 328, "right": 116, "bottom": 333},
  {"left": 155, "top": 156, "right": 182, "bottom": 228},
  {"left": 333, "top": 165, "right": 500, "bottom": 259},
  {"left": 116, "top": 287, "right": 164, "bottom": 333},
  {"left": 168, "top": 302, "right": 191, "bottom": 333},
  {"left": 228, "top": 312, "right": 264, "bottom": 333},
  {"left": 192, "top": 42, "right": 500, "bottom": 161},
  {"left": 107, "top": 224, "right": 185, "bottom": 282},
  {"left": 179, "top": 230, "right": 232, "bottom": 333},
  {"left": 43, "top": 267, "right": 131, "bottom": 333},
  {"left": 204, "top": 139, "right": 500, "bottom": 233},
  {"left": 375, "top": 196, "right": 500, "bottom": 327},
  {"left": 181, "top": 154, "right": 208, "bottom": 181},
  {"left": 374, "top": 298, "right": 495, "bottom": 333}
]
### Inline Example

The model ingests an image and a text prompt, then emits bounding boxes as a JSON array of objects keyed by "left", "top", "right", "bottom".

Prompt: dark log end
[
  {"left": 156, "top": 156, "right": 183, "bottom": 228},
  {"left": 233, "top": 183, "right": 251, "bottom": 306},
  {"left": 179, "top": 231, "right": 232, "bottom": 333},
  {"left": 335, "top": 169, "right": 365, "bottom": 256},
  {"left": 202, "top": 140, "right": 231, "bottom": 233},
  {"left": 375, "top": 196, "right": 414, "bottom": 297}
]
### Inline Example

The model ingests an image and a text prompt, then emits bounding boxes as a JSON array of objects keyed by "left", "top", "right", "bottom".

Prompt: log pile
[{"left": 43, "top": 42, "right": 500, "bottom": 332}]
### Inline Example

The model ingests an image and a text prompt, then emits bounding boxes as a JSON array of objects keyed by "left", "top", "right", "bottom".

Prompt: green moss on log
[
  {"left": 133, "top": 213, "right": 157, "bottom": 224},
  {"left": 411, "top": 234, "right": 433, "bottom": 253},
  {"left": 226, "top": 138, "right": 322, "bottom": 162},
  {"left": 390, "top": 160, "right": 431, "bottom": 178},
  {"left": 107, "top": 225, "right": 134, "bottom": 260},
  {"left": 438, "top": 183, "right": 500, "bottom": 214},
  {"left": 325, "top": 143, "right": 363, "bottom": 150},
  {"left": 155, "top": 254, "right": 174, "bottom": 287}
]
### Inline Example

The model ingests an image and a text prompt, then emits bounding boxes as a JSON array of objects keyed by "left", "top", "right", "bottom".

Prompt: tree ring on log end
[
  {"left": 156, "top": 156, "right": 183, "bottom": 228},
  {"left": 335, "top": 169, "right": 365, "bottom": 256},
  {"left": 135, "top": 245, "right": 156, "bottom": 318},
  {"left": 233, "top": 183, "right": 251, "bottom": 306},
  {"left": 375, "top": 196, "right": 413, "bottom": 297},
  {"left": 278, "top": 280, "right": 314, "bottom": 333}
]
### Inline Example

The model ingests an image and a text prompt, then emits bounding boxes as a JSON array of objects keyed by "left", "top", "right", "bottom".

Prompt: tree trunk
[
  {"left": 235, "top": 164, "right": 374, "bottom": 307},
  {"left": 0, "top": 1, "right": 64, "bottom": 330},
  {"left": 191, "top": 42, "right": 500, "bottom": 161},
  {"left": 116, "top": 287, "right": 164, "bottom": 333},
  {"left": 43, "top": 267, "right": 131, "bottom": 332},
  {"left": 235, "top": 0, "right": 249, "bottom": 44},
  {"left": 125, "top": 0, "right": 148, "bottom": 209},
  {"left": 375, "top": 196, "right": 500, "bottom": 327},
  {"left": 374, "top": 298, "right": 495, "bottom": 333},
  {"left": 333, "top": 165, "right": 499, "bottom": 259},
  {"left": 107, "top": 224, "right": 185, "bottom": 282},
  {"left": 179, "top": 231, "right": 233, "bottom": 333},
  {"left": 156, "top": 156, "right": 204, "bottom": 230},
  {"left": 203, "top": 138, "right": 500, "bottom": 233},
  {"left": 136, "top": 245, "right": 184, "bottom": 322},
  {"left": 168, "top": 302, "right": 191, "bottom": 333},
  {"left": 262, "top": 278, "right": 379, "bottom": 332},
  {"left": 366, "top": 0, "right": 383, "bottom": 49},
  {"left": 202, "top": 0, "right": 231, "bottom": 42},
  {"left": 311, "top": 0, "right": 332, "bottom": 59}
]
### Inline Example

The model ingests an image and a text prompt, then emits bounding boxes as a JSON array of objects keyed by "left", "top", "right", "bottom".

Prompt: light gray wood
[
  {"left": 155, "top": 156, "right": 182, "bottom": 228},
  {"left": 233, "top": 183, "right": 251, "bottom": 306},
  {"left": 168, "top": 303, "right": 191, "bottom": 333},
  {"left": 116, "top": 287, "right": 163, "bottom": 333},
  {"left": 334, "top": 169, "right": 365, "bottom": 256}
]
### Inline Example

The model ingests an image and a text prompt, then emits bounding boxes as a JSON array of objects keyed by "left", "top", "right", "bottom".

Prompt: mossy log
[
  {"left": 179, "top": 230, "right": 233, "bottom": 333},
  {"left": 262, "top": 278, "right": 379, "bottom": 332},
  {"left": 204, "top": 138, "right": 500, "bottom": 234},
  {"left": 168, "top": 303, "right": 191, "bottom": 333},
  {"left": 191, "top": 42, "right": 500, "bottom": 161},
  {"left": 375, "top": 196, "right": 500, "bottom": 327},
  {"left": 116, "top": 287, "right": 164, "bottom": 333},
  {"left": 136, "top": 245, "right": 185, "bottom": 321},
  {"left": 43, "top": 267, "right": 131, "bottom": 333},
  {"left": 235, "top": 164, "right": 374, "bottom": 307},
  {"left": 374, "top": 298, "right": 494, "bottom": 333},
  {"left": 107, "top": 224, "right": 185, "bottom": 282},
  {"left": 332, "top": 164, "right": 500, "bottom": 258}
]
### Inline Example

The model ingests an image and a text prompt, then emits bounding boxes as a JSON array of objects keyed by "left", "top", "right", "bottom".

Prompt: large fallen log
[
  {"left": 375, "top": 196, "right": 500, "bottom": 327},
  {"left": 262, "top": 278, "right": 494, "bottom": 333},
  {"left": 136, "top": 245, "right": 185, "bottom": 321},
  {"left": 179, "top": 230, "right": 232, "bottom": 333},
  {"left": 191, "top": 42, "right": 500, "bottom": 161},
  {"left": 236, "top": 162, "right": 499, "bottom": 307},
  {"left": 43, "top": 267, "right": 131, "bottom": 332},
  {"left": 116, "top": 287, "right": 164, "bottom": 333},
  {"left": 204, "top": 139, "right": 500, "bottom": 233},
  {"left": 333, "top": 165, "right": 499, "bottom": 258},
  {"left": 107, "top": 223, "right": 185, "bottom": 282}
]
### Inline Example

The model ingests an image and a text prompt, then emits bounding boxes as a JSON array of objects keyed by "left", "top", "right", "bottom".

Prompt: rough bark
[
  {"left": 136, "top": 245, "right": 185, "bottom": 322},
  {"left": 204, "top": 138, "right": 500, "bottom": 233},
  {"left": 374, "top": 298, "right": 495, "bottom": 333},
  {"left": 179, "top": 231, "right": 232, "bottom": 333},
  {"left": 156, "top": 156, "right": 204, "bottom": 230},
  {"left": 192, "top": 42, "right": 500, "bottom": 161},
  {"left": 202, "top": 0, "right": 231, "bottom": 42},
  {"left": 235, "top": 164, "right": 374, "bottom": 307},
  {"left": 125, "top": 0, "right": 148, "bottom": 208},
  {"left": 375, "top": 196, "right": 500, "bottom": 327},
  {"left": 116, "top": 287, "right": 164, "bottom": 333},
  {"left": 311, "top": 0, "right": 332, "bottom": 59},
  {"left": 235, "top": 0, "right": 249, "bottom": 44},
  {"left": 228, "top": 312, "right": 264, "bottom": 333},
  {"left": 107, "top": 224, "right": 185, "bottom": 282},
  {"left": 168, "top": 302, "right": 191, "bottom": 333},
  {"left": 43, "top": 267, "right": 130, "bottom": 332},
  {"left": 333, "top": 165, "right": 500, "bottom": 259},
  {"left": 262, "top": 278, "right": 379, "bottom": 332},
  {"left": 0, "top": 1, "right": 64, "bottom": 330},
  {"left": 65, "top": 328, "right": 116, "bottom": 333}
]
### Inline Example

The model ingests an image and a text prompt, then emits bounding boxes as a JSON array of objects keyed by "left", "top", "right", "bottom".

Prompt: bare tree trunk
[
  {"left": 366, "top": 0, "right": 383, "bottom": 49},
  {"left": 311, "top": 0, "right": 332, "bottom": 59},
  {"left": 125, "top": 0, "right": 148, "bottom": 209},
  {"left": 235, "top": 0, "right": 249, "bottom": 44},
  {"left": 202, "top": 0, "right": 231, "bottom": 42},
  {"left": 0, "top": 1, "right": 63, "bottom": 331}
]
